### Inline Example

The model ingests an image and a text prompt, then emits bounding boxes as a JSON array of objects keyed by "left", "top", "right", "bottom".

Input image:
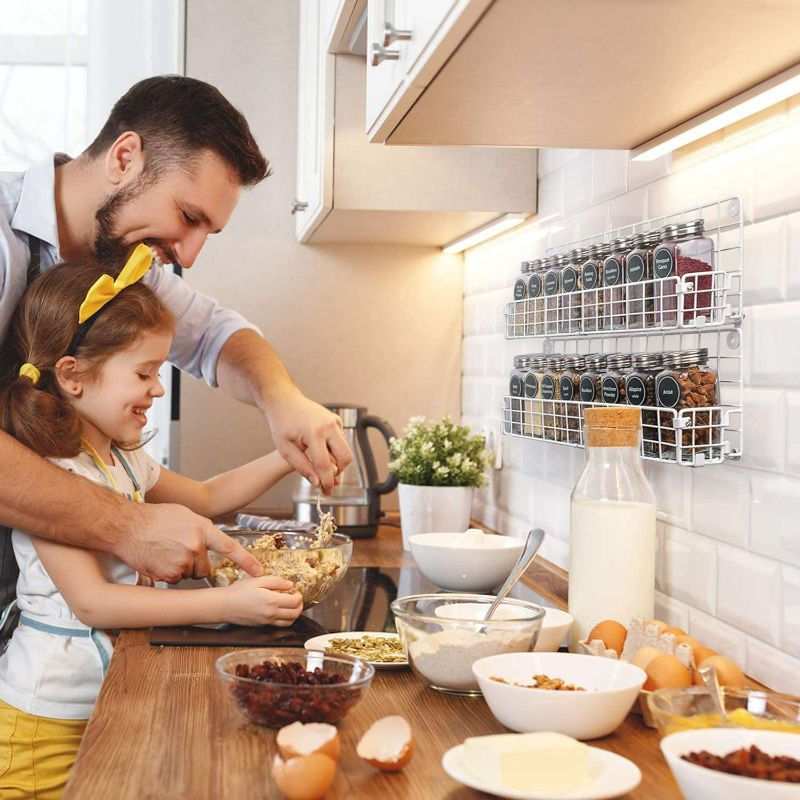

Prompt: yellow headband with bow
[
  {"left": 78, "top": 243, "right": 154, "bottom": 324},
  {"left": 65, "top": 243, "right": 156, "bottom": 356}
]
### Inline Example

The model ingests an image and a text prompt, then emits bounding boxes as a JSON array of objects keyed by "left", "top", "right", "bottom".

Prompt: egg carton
[{"left": 577, "top": 617, "right": 696, "bottom": 728}]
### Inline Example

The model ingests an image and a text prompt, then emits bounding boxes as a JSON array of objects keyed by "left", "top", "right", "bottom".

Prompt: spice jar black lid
[{"left": 662, "top": 347, "right": 709, "bottom": 367}]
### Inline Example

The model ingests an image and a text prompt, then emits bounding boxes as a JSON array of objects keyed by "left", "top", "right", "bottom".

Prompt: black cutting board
[{"left": 149, "top": 615, "right": 330, "bottom": 648}]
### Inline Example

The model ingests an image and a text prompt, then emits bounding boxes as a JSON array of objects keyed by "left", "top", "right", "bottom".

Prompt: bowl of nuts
[{"left": 215, "top": 648, "right": 374, "bottom": 727}]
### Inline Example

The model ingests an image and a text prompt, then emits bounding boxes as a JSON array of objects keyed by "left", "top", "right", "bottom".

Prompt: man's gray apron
[{"left": 0, "top": 238, "right": 41, "bottom": 646}]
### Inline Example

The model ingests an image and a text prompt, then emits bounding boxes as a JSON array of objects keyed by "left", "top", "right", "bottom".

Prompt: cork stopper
[{"left": 583, "top": 406, "right": 641, "bottom": 447}]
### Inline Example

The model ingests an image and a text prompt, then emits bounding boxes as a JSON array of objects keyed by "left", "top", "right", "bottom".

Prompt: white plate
[
  {"left": 304, "top": 632, "right": 408, "bottom": 669},
  {"left": 441, "top": 743, "right": 641, "bottom": 800}
]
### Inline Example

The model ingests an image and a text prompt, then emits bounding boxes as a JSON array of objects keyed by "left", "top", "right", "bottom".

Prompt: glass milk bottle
[{"left": 568, "top": 406, "right": 656, "bottom": 651}]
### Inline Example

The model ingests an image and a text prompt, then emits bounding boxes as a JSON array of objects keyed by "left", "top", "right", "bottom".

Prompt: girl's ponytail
[{"left": 0, "top": 367, "right": 83, "bottom": 458}]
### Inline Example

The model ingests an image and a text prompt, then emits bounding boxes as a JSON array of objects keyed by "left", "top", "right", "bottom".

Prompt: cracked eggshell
[
  {"left": 272, "top": 752, "right": 337, "bottom": 800},
  {"left": 276, "top": 721, "right": 341, "bottom": 762},
  {"left": 357, "top": 715, "right": 414, "bottom": 772}
]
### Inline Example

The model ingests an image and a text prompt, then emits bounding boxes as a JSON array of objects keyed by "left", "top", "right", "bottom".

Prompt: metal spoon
[
  {"left": 698, "top": 664, "right": 729, "bottom": 724},
  {"left": 483, "top": 528, "right": 546, "bottom": 624}
]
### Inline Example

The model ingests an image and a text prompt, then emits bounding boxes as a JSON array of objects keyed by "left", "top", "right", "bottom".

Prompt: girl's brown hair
[{"left": 0, "top": 259, "right": 175, "bottom": 458}]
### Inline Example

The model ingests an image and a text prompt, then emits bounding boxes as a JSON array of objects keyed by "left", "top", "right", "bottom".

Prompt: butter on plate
[{"left": 463, "top": 731, "right": 589, "bottom": 793}]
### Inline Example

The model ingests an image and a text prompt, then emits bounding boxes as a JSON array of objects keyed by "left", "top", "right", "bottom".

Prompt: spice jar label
[
  {"left": 541, "top": 375, "right": 556, "bottom": 400},
  {"left": 627, "top": 253, "right": 646, "bottom": 282},
  {"left": 626, "top": 376, "right": 647, "bottom": 406},
  {"left": 528, "top": 274, "right": 542, "bottom": 298},
  {"left": 562, "top": 267, "right": 578, "bottom": 293},
  {"left": 510, "top": 375, "right": 524, "bottom": 397},
  {"left": 601, "top": 376, "right": 620, "bottom": 404},
  {"left": 657, "top": 375, "right": 681, "bottom": 408},
  {"left": 514, "top": 279, "right": 527, "bottom": 301},
  {"left": 560, "top": 376, "right": 575, "bottom": 400},
  {"left": 579, "top": 376, "right": 596, "bottom": 402},
  {"left": 524, "top": 373, "right": 539, "bottom": 398},
  {"left": 604, "top": 257, "right": 623, "bottom": 286},
  {"left": 653, "top": 246, "right": 675, "bottom": 279},
  {"left": 582, "top": 263, "right": 599, "bottom": 290},
  {"left": 544, "top": 271, "right": 559, "bottom": 296}
]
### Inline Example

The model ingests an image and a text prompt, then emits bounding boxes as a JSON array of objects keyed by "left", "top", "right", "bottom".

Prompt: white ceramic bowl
[
  {"left": 472, "top": 652, "right": 646, "bottom": 740},
  {"left": 433, "top": 601, "right": 572, "bottom": 652},
  {"left": 660, "top": 728, "right": 800, "bottom": 800},
  {"left": 409, "top": 531, "right": 524, "bottom": 592}
]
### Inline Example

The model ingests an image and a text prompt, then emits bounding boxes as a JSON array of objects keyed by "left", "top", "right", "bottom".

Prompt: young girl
[{"left": 0, "top": 246, "right": 304, "bottom": 798}]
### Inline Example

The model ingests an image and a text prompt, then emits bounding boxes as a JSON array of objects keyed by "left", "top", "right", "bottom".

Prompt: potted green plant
[{"left": 388, "top": 415, "right": 488, "bottom": 550}]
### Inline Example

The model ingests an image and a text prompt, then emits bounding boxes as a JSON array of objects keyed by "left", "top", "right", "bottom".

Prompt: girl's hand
[{"left": 222, "top": 576, "right": 304, "bottom": 627}]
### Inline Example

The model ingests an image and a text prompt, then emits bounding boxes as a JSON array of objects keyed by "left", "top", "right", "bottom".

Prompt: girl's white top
[{"left": 0, "top": 448, "right": 160, "bottom": 719}]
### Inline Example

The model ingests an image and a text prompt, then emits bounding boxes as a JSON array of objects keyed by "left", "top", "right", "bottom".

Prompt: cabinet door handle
[
  {"left": 371, "top": 43, "right": 400, "bottom": 66},
  {"left": 291, "top": 199, "right": 308, "bottom": 215},
  {"left": 382, "top": 22, "right": 412, "bottom": 46}
]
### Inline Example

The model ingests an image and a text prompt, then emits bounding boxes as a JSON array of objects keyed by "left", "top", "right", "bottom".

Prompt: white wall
[
  {"left": 463, "top": 98, "right": 800, "bottom": 694},
  {"left": 178, "top": 0, "right": 462, "bottom": 509}
]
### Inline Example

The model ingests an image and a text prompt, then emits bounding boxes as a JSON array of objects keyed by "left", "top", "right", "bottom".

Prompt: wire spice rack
[{"left": 501, "top": 198, "right": 744, "bottom": 467}]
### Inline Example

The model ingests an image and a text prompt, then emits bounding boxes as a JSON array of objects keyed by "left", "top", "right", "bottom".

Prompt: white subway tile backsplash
[
  {"left": 628, "top": 153, "right": 673, "bottom": 192},
  {"left": 745, "top": 637, "right": 800, "bottom": 695},
  {"left": 687, "top": 608, "right": 748, "bottom": 666},
  {"left": 787, "top": 211, "right": 800, "bottom": 300},
  {"left": 562, "top": 154, "right": 593, "bottom": 216},
  {"left": 741, "top": 218, "right": 786, "bottom": 306},
  {"left": 717, "top": 543, "right": 782, "bottom": 645},
  {"left": 737, "top": 388, "right": 785, "bottom": 473},
  {"left": 647, "top": 462, "right": 691, "bottom": 528},
  {"left": 753, "top": 126, "right": 800, "bottom": 221},
  {"left": 539, "top": 532, "right": 569, "bottom": 571},
  {"left": 750, "top": 302, "right": 800, "bottom": 386},
  {"left": 786, "top": 392, "right": 800, "bottom": 476},
  {"left": 537, "top": 171, "right": 564, "bottom": 218},
  {"left": 574, "top": 204, "right": 610, "bottom": 240},
  {"left": 591, "top": 150, "right": 628, "bottom": 205},
  {"left": 691, "top": 467, "right": 750, "bottom": 546},
  {"left": 654, "top": 592, "right": 690, "bottom": 632},
  {"left": 750, "top": 473, "right": 800, "bottom": 568},
  {"left": 782, "top": 565, "right": 800, "bottom": 659},
  {"left": 663, "top": 526, "right": 717, "bottom": 614},
  {"left": 608, "top": 187, "right": 647, "bottom": 230}
]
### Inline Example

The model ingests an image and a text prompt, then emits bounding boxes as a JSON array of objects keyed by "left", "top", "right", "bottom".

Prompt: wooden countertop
[{"left": 63, "top": 520, "right": 681, "bottom": 799}]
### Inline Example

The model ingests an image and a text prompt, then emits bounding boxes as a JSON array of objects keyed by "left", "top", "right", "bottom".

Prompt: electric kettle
[{"left": 292, "top": 405, "right": 398, "bottom": 539}]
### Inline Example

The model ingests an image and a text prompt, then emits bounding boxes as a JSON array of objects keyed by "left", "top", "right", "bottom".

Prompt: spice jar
[
  {"left": 560, "top": 355, "right": 586, "bottom": 444},
  {"left": 626, "top": 231, "right": 658, "bottom": 329},
  {"left": 508, "top": 355, "right": 532, "bottom": 435},
  {"left": 513, "top": 263, "right": 528, "bottom": 337},
  {"left": 541, "top": 356, "right": 565, "bottom": 441},
  {"left": 526, "top": 258, "right": 546, "bottom": 336},
  {"left": 653, "top": 220, "right": 714, "bottom": 327},
  {"left": 543, "top": 256, "right": 561, "bottom": 335},
  {"left": 656, "top": 348, "right": 719, "bottom": 463},
  {"left": 602, "top": 237, "right": 629, "bottom": 330},
  {"left": 600, "top": 353, "right": 633, "bottom": 405},
  {"left": 524, "top": 355, "right": 547, "bottom": 438},
  {"left": 625, "top": 352, "right": 663, "bottom": 457},
  {"left": 581, "top": 244, "right": 603, "bottom": 332},
  {"left": 578, "top": 353, "right": 608, "bottom": 404},
  {"left": 561, "top": 249, "right": 583, "bottom": 334}
]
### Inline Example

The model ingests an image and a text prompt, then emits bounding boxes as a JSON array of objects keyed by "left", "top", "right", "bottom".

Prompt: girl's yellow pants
[{"left": 0, "top": 698, "right": 86, "bottom": 799}]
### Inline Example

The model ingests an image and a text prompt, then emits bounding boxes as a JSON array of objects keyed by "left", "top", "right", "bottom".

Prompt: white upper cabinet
[
  {"left": 366, "top": 0, "right": 800, "bottom": 148},
  {"left": 293, "top": 0, "right": 537, "bottom": 246}
]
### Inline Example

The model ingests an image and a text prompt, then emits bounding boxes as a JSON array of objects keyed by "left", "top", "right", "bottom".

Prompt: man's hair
[{"left": 84, "top": 75, "right": 270, "bottom": 186}]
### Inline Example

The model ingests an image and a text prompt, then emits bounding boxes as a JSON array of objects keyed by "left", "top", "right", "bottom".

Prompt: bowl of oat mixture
[
  {"left": 391, "top": 594, "right": 544, "bottom": 695},
  {"left": 209, "top": 531, "right": 352, "bottom": 609}
]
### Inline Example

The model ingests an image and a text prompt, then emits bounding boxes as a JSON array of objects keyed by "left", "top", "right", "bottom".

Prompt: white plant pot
[{"left": 397, "top": 484, "right": 474, "bottom": 551}]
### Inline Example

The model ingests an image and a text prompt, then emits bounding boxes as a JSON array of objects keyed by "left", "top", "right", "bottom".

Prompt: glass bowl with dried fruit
[
  {"left": 215, "top": 648, "right": 374, "bottom": 727},
  {"left": 208, "top": 531, "right": 352, "bottom": 609}
]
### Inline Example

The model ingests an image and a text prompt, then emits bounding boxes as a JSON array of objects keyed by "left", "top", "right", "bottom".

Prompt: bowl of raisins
[{"left": 215, "top": 648, "right": 374, "bottom": 727}]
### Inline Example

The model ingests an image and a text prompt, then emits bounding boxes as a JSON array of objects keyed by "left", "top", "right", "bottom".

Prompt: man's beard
[{"left": 93, "top": 180, "right": 145, "bottom": 266}]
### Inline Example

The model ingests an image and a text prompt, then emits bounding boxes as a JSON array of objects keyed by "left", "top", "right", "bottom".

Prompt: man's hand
[
  {"left": 265, "top": 392, "right": 352, "bottom": 494},
  {"left": 117, "top": 503, "right": 263, "bottom": 583}
]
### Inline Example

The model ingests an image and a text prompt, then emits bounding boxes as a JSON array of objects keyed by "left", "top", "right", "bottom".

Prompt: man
[{"left": 0, "top": 75, "right": 352, "bottom": 607}]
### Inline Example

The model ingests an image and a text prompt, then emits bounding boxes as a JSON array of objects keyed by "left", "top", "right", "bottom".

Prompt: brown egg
[
  {"left": 357, "top": 716, "right": 414, "bottom": 772},
  {"left": 586, "top": 620, "right": 627, "bottom": 655},
  {"left": 663, "top": 626, "right": 687, "bottom": 638},
  {"left": 644, "top": 654, "right": 693, "bottom": 691},
  {"left": 276, "top": 722, "right": 340, "bottom": 762},
  {"left": 692, "top": 646, "right": 718, "bottom": 666},
  {"left": 674, "top": 634, "right": 700, "bottom": 651},
  {"left": 629, "top": 646, "right": 663, "bottom": 672},
  {"left": 694, "top": 655, "right": 747, "bottom": 688},
  {"left": 272, "top": 752, "right": 337, "bottom": 800}
]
